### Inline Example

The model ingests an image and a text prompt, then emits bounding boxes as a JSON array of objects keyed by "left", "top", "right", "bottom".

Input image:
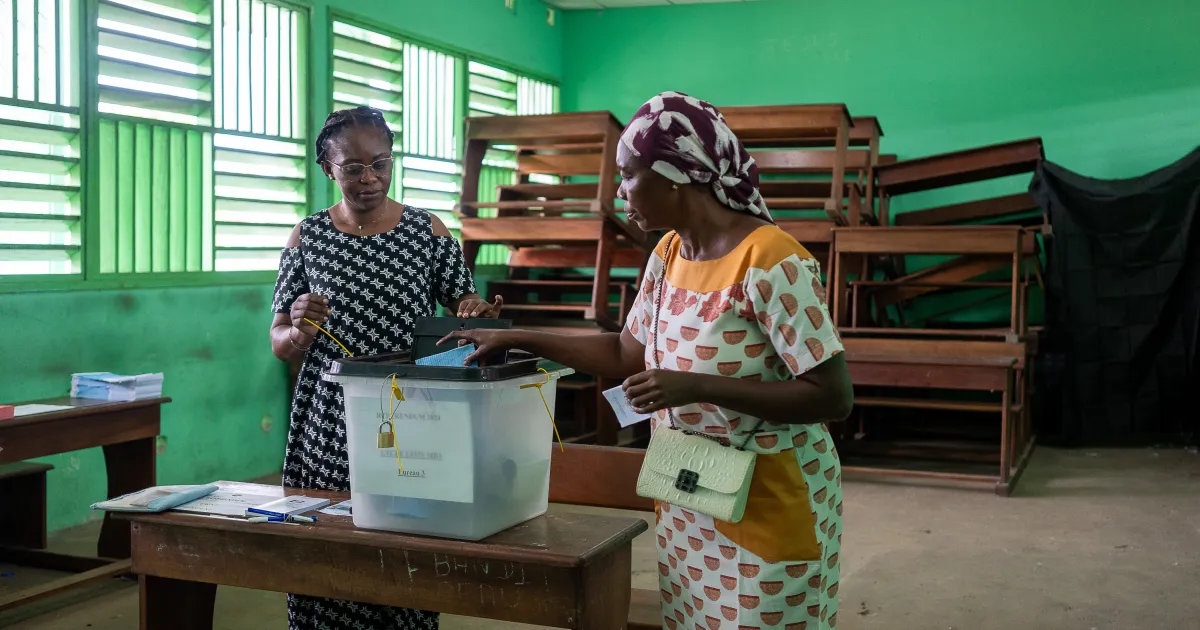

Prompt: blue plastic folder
[{"left": 415, "top": 343, "right": 478, "bottom": 367}]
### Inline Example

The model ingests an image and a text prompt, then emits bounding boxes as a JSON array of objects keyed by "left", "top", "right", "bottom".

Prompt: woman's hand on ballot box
[
  {"left": 437, "top": 327, "right": 516, "bottom": 365},
  {"left": 455, "top": 294, "right": 505, "bottom": 319}
]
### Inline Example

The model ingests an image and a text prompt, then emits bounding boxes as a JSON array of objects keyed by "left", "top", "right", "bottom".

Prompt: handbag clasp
[{"left": 675, "top": 469, "right": 700, "bottom": 493}]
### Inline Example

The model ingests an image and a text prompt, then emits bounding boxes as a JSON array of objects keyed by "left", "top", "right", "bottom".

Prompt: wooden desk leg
[
  {"left": 140, "top": 575, "right": 215, "bottom": 630},
  {"left": 100, "top": 437, "right": 157, "bottom": 558},
  {"left": 577, "top": 544, "right": 632, "bottom": 630},
  {"left": 996, "top": 370, "right": 1014, "bottom": 497}
]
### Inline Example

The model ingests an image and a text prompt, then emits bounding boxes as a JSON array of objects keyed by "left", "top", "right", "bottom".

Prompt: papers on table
[
  {"left": 92, "top": 484, "right": 219, "bottom": 513},
  {"left": 12, "top": 404, "right": 75, "bottom": 416},
  {"left": 319, "top": 500, "right": 353, "bottom": 517},
  {"left": 90, "top": 480, "right": 334, "bottom": 521},
  {"left": 71, "top": 372, "right": 164, "bottom": 402},
  {"left": 172, "top": 481, "right": 284, "bottom": 517}
]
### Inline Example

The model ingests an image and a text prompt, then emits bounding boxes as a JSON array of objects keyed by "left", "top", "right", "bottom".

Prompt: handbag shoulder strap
[
  {"left": 651, "top": 233, "right": 676, "bottom": 429},
  {"left": 651, "top": 233, "right": 765, "bottom": 451}
]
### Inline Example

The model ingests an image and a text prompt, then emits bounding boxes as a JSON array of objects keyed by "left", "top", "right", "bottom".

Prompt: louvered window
[
  {"left": 330, "top": 21, "right": 462, "bottom": 231},
  {"left": 0, "top": 0, "right": 81, "bottom": 276},
  {"left": 467, "top": 61, "right": 558, "bottom": 171},
  {"left": 91, "top": 0, "right": 307, "bottom": 275}
]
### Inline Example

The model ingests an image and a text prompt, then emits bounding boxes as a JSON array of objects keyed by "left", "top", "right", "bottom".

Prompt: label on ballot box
[{"left": 350, "top": 394, "right": 474, "bottom": 503}]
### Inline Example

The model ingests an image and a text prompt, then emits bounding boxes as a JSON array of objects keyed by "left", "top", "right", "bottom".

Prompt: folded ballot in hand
[{"left": 415, "top": 343, "right": 478, "bottom": 368}]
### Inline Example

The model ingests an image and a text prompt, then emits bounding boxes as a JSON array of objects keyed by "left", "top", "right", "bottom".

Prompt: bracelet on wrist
[{"left": 289, "top": 327, "right": 313, "bottom": 351}]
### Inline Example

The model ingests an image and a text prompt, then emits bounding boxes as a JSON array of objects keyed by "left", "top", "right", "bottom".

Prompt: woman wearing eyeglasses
[{"left": 268, "top": 106, "right": 500, "bottom": 630}]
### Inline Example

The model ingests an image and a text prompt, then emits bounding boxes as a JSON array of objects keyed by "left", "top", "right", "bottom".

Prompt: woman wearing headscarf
[{"left": 445, "top": 92, "right": 853, "bottom": 630}]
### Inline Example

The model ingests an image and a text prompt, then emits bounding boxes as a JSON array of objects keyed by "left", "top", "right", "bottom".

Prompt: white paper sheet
[
  {"left": 318, "top": 500, "right": 352, "bottom": 517},
  {"left": 173, "top": 482, "right": 284, "bottom": 517},
  {"left": 602, "top": 386, "right": 652, "bottom": 428},
  {"left": 13, "top": 404, "right": 75, "bottom": 417}
]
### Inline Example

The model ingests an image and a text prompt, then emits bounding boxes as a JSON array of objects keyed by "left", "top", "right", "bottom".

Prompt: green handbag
[{"left": 634, "top": 234, "right": 761, "bottom": 524}]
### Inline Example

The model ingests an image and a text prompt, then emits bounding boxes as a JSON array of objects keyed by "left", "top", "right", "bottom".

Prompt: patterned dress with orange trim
[{"left": 626, "top": 226, "right": 845, "bottom": 630}]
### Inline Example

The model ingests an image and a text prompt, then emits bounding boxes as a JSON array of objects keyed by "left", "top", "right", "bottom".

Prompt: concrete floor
[{"left": 2, "top": 447, "right": 1198, "bottom": 630}]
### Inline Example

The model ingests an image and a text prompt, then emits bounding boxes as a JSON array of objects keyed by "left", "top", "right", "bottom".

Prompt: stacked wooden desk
[
  {"left": 459, "top": 112, "right": 656, "bottom": 446},
  {"left": 826, "top": 139, "right": 1048, "bottom": 494}
]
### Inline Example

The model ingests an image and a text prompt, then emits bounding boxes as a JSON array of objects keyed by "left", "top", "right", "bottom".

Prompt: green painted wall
[
  {"left": 3, "top": 286, "right": 287, "bottom": 531},
  {"left": 9, "top": 0, "right": 562, "bottom": 533},
  {"left": 562, "top": 0, "right": 1200, "bottom": 194}
]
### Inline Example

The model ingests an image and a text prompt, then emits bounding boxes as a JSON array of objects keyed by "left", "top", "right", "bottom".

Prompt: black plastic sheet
[{"left": 1031, "top": 149, "right": 1200, "bottom": 446}]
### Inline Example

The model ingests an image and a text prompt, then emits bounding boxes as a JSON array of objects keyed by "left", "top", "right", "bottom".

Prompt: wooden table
[
  {"left": 122, "top": 487, "right": 648, "bottom": 630},
  {"left": 0, "top": 397, "right": 169, "bottom": 612}
]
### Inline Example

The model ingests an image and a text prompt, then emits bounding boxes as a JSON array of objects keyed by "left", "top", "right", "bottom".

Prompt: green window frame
[{"left": 0, "top": 0, "right": 310, "bottom": 290}]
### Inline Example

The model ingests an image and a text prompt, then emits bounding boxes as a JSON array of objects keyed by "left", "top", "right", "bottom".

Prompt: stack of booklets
[{"left": 71, "top": 372, "right": 163, "bottom": 401}]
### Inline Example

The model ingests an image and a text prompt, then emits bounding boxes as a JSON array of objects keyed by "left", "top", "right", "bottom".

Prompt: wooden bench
[
  {"left": 720, "top": 106, "right": 897, "bottom": 330},
  {"left": 548, "top": 443, "right": 659, "bottom": 629},
  {"left": 0, "top": 461, "right": 54, "bottom": 550},
  {"left": 830, "top": 225, "right": 1038, "bottom": 341},
  {"left": 839, "top": 338, "right": 1034, "bottom": 495},
  {"left": 726, "top": 111, "right": 888, "bottom": 223},
  {"left": 875, "top": 138, "right": 1046, "bottom": 230},
  {"left": 719, "top": 104, "right": 861, "bottom": 228}
]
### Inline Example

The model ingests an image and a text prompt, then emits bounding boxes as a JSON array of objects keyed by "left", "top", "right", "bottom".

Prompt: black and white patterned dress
[{"left": 271, "top": 206, "right": 475, "bottom": 630}]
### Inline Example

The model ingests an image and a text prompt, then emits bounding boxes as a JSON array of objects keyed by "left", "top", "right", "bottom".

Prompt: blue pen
[
  {"left": 248, "top": 515, "right": 286, "bottom": 523},
  {"left": 246, "top": 507, "right": 293, "bottom": 519}
]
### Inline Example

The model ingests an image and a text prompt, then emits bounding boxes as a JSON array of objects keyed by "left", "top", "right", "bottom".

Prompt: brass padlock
[{"left": 377, "top": 421, "right": 395, "bottom": 449}]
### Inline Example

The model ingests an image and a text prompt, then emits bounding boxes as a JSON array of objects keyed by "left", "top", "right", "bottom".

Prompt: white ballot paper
[{"left": 602, "top": 385, "right": 652, "bottom": 428}]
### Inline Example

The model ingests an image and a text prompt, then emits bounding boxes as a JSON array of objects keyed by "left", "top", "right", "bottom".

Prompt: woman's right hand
[
  {"left": 290, "top": 293, "right": 331, "bottom": 345},
  {"left": 437, "top": 329, "right": 517, "bottom": 365}
]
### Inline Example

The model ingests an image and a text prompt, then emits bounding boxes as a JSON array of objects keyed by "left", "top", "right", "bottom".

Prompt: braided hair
[{"left": 314, "top": 106, "right": 395, "bottom": 165}]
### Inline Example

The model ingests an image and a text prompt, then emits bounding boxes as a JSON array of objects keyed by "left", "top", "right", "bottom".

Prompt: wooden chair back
[{"left": 548, "top": 444, "right": 653, "bottom": 513}]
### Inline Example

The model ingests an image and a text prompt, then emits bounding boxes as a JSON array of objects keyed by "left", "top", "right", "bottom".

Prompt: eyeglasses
[{"left": 327, "top": 157, "right": 395, "bottom": 178}]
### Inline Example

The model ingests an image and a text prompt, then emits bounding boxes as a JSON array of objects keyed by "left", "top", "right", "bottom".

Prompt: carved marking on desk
[
  {"left": 434, "top": 553, "right": 452, "bottom": 577},
  {"left": 179, "top": 544, "right": 202, "bottom": 561},
  {"left": 403, "top": 550, "right": 418, "bottom": 581},
  {"left": 501, "top": 585, "right": 522, "bottom": 609},
  {"left": 379, "top": 550, "right": 386, "bottom": 573}
]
